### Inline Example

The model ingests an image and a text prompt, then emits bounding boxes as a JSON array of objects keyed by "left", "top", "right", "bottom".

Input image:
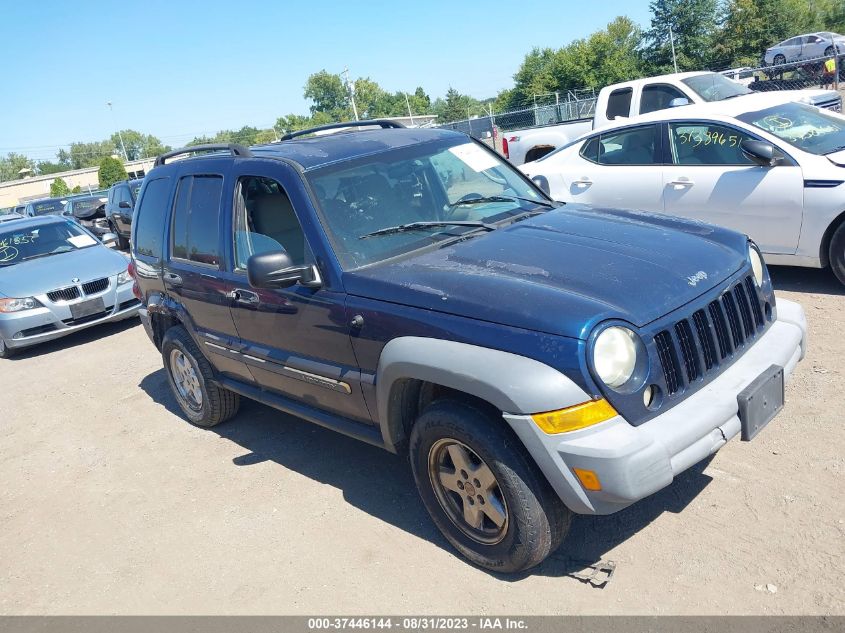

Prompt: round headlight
[
  {"left": 749, "top": 244, "right": 764, "bottom": 286},
  {"left": 593, "top": 326, "right": 639, "bottom": 388}
]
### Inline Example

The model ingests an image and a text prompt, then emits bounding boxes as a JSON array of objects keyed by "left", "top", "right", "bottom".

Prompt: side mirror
[
  {"left": 740, "top": 139, "right": 784, "bottom": 167},
  {"left": 531, "top": 175, "right": 551, "bottom": 196},
  {"left": 669, "top": 97, "right": 690, "bottom": 108},
  {"left": 101, "top": 232, "right": 119, "bottom": 249},
  {"left": 247, "top": 251, "right": 321, "bottom": 289},
  {"left": 118, "top": 201, "right": 132, "bottom": 209}
]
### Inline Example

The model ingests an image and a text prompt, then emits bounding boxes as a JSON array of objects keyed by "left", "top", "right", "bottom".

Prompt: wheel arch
[{"left": 375, "top": 337, "right": 590, "bottom": 453}]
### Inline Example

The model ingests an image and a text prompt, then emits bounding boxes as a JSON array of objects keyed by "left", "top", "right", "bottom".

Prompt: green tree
[
  {"left": 71, "top": 185, "right": 82, "bottom": 193},
  {"left": 98, "top": 156, "right": 128, "bottom": 189},
  {"left": 36, "top": 161, "right": 68, "bottom": 175},
  {"left": 434, "top": 87, "right": 479, "bottom": 123},
  {"left": 304, "top": 70, "right": 352, "bottom": 119},
  {"left": 110, "top": 130, "right": 170, "bottom": 161},
  {"left": 642, "top": 0, "right": 719, "bottom": 72},
  {"left": 50, "top": 177, "right": 71, "bottom": 197},
  {"left": 69, "top": 140, "right": 116, "bottom": 169},
  {"left": 0, "top": 153, "right": 35, "bottom": 181}
]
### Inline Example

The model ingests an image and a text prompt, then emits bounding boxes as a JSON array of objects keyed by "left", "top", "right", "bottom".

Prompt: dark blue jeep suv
[{"left": 131, "top": 121, "right": 807, "bottom": 572}]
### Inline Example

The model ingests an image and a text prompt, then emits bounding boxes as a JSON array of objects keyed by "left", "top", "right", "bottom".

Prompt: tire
[
  {"left": 829, "top": 221, "right": 845, "bottom": 286},
  {"left": 161, "top": 325, "right": 240, "bottom": 427},
  {"left": 774, "top": 54, "right": 786, "bottom": 66},
  {"left": 824, "top": 46, "right": 834, "bottom": 58},
  {"left": 409, "top": 399, "right": 571, "bottom": 573}
]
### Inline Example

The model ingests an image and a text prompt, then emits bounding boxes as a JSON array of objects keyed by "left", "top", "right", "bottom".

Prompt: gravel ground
[{"left": 0, "top": 265, "right": 842, "bottom": 615}]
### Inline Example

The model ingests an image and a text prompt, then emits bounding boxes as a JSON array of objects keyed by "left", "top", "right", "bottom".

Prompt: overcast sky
[{"left": 1, "top": 0, "right": 652, "bottom": 161}]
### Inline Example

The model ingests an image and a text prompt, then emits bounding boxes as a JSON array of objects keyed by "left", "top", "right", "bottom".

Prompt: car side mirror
[
  {"left": 101, "top": 232, "right": 119, "bottom": 249},
  {"left": 740, "top": 139, "right": 784, "bottom": 167},
  {"left": 531, "top": 175, "right": 551, "bottom": 196},
  {"left": 247, "top": 250, "right": 321, "bottom": 289},
  {"left": 118, "top": 201, "right": 132, "bottom": 209},
  {"left": 669, "top": 97, "right": 690, "bottom": 108}
]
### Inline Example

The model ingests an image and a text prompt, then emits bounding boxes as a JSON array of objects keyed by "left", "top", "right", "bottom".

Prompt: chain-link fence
[{"left": 719, "top": 52, "right": 843, "bottom": 96}]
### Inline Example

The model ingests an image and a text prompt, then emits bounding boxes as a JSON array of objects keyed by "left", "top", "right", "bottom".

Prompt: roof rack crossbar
[
  {"left": 280, "top": 119, "right": 405, "bottom": 141},
  {"left": 154, "top": 143, "right": 253, "bottom": 167}
]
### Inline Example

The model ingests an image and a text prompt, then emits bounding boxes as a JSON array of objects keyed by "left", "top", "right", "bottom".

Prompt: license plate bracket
[
  {"left": 70, "top": 297, "right": 106, "bottom": 320},
  {"left": 737, "top": 364, "right": 784, "bottom": 441}
]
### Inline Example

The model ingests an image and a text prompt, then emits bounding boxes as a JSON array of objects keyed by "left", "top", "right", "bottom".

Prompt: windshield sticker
[
  {"left": 67, "top": 234, "right": 97, "bottom": 248},
  {"left": 448, "top": 143, "right": 500, "bottom": 173}
]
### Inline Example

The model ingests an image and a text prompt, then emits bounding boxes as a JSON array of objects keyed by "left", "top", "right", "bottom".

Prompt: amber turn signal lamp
[{"left": 531, "top": 399, "right": 618, "bottom": 434}]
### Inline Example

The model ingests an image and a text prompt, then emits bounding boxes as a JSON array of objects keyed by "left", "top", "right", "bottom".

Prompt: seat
[
  {"left": 619, "top": 130, "right": 655, "bottom": 164},
  {"left": 250, "top": 193, "right": 305, "bottom": 265}
]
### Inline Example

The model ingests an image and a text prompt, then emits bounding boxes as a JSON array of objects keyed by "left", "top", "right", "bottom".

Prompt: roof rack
[
  {"left": 280, "top": 119, "right": 405, "bottom": 141},
  {"left": 154, "top": 143, "right": 253, "bottom": 167}
]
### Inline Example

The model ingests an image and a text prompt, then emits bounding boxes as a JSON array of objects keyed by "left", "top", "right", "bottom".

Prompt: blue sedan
[{"left": 0, "top": 216, "right": 140, "bottom": 357}]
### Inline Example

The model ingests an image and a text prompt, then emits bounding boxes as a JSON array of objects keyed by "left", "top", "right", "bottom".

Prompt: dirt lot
[{"left": 0, "top": 266, "right": 842, "bottom": 615}]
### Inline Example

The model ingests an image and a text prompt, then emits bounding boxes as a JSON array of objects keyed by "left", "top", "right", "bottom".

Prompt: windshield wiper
[
  {"left": 450, "top": 195, "right": 554, "bottom": 210},
  {"left": 360, "top": 220, "right": 497, "bottom": 240}
]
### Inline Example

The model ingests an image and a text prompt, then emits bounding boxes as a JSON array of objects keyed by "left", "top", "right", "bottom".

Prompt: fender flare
[{"left": 375, "top": 336, "right": 590, "bottom": 451}]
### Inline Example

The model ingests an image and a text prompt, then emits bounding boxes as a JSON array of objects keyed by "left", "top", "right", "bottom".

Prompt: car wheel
[
  {"left": 824, "top": 46, "right": 834, "bottom": 58},
  {"left": 161, "top": 326, "right": 240, "bottom": 427},
  {"left": 774, "top": 54, "right": 786, "bottom": 66},
  {"left": 0, "top": 338, "right": 15, "bottom": 359},
  {"left": 409, "top": 399, "right": 571, "bottom": 572},
  {"left": 829, "top": 221, "right": 845, "bottom": 286}
]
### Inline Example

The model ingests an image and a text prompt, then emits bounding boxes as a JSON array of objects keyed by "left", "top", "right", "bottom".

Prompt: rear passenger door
[
  {"left": 222, "top": 161, "right": 373, "bottom": 424},
  {"left": 565, "top": 124, "right": 665, "bottom": 212},
  {"left": 164, "top": 169, "right": 253, "bottom": 383}
]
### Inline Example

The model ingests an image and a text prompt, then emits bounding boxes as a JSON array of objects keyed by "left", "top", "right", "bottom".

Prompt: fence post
[{"left": 835, "top": 52, "right": 840, "bottom": 92}]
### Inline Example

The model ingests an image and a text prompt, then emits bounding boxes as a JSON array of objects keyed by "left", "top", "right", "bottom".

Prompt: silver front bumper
[
  {"left": 0, "top": 277, "right": 141, "bottom": 350},
  {"left": 504, "top": 298, "right": 808, "bottom": 515}
]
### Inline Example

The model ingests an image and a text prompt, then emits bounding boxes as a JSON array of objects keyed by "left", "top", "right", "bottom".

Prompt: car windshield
[
  {"left": 737, "top": 102, "right": 845, "bottom": 155},
  {"left": 29, "top": 199, "right": 67, "bottom": 216},
  {"left": 0, "top": 220, "right": 99, "bottom": 267},
  {"left": 130, "top": 180, "right": 143, "bottom": 197},
  {"left": 306, "top": 137, "right": 549, "bottom": 269},
  {"left": 681, "top": 73, "right": 751, "bottom": 102},
  {"left": 70, "top": 197, "right": 105, "bottom": 216}
]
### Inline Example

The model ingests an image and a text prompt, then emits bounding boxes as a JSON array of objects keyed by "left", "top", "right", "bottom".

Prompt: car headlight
[
  {"left": 749, "top": 243, "right": 764, "bottom": 286},
  {"left": 117, "top": 270, "right": 132, "bottom": 285},
  {"left": 0, "top": 297, "right": 40, "bottom": 313},
  {"left": 593, "top": 326, "right": 640, "bottom": 389}
]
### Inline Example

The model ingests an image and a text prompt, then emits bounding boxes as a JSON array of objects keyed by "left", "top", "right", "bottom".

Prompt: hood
[
  {"left": 343, "top": 206, "right": 747, "bottom": 339},
  {"left": 0, "top": 246, "right": 127, "bottom": 298},
  {"left": 826, "top": 149, "right": 845, "bottom": 166}
]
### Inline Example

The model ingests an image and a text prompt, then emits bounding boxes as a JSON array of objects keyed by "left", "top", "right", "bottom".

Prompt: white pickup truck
[{"left": 503, "top": 70, "right": 842, "bottom": 165}]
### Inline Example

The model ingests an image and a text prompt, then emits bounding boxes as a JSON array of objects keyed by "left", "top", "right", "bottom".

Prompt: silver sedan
[
  {"left": 0, "top": 216, "right": 140, "bottom": 357},
  {"left": 764, "top": 32, "right": 845, "bottom": 66}
]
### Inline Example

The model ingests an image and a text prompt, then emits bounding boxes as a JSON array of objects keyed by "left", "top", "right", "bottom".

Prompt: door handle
[
  {"left": 572, "top": 177, "right": 592, "bottom": 187},
  {"left": 227, "top": 289, "right": 260, "bottom": 305},
  {"left": 163, "top": 272, "right": 182, "bottom": 286},
  {"left": 668, "top": 178, "right": 695, "bottom": 188}
]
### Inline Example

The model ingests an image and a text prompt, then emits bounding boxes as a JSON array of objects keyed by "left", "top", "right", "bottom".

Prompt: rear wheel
[
  {"left": 162, "top": 326, "right": 240, "bottom": 427},
  {"left": 829, "top": 221, "right": 845, "bottom": 286},
  {"left": 824, "top": 46, "right": 834, "bottom": 58},
  {"left": 409, "top": 399, "right": 571, "bottom": 572}
]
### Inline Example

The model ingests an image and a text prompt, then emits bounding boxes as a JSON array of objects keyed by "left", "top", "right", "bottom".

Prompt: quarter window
[
  {"left": 596, "top": 126, "right": 658, "bottom": 165},
  {"left": 669, "top": 123, "right": 755, "bottom": 165},
  {"left": 579, "top": 136, "right": 600, "bottom": 163},
  {"left": 170, "top": 175, "right": 223, "bottom": 266},
  {"left": 133, "top": 178, "right": 171, "bottom": 260},
  {"left": 606, "top": 88, "right": 633, "bottom": 121}
]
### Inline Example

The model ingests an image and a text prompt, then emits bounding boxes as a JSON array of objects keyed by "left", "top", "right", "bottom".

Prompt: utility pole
[
  {"left": 669, "top": 24, "right": 679, "bottom": 73},
  {"left": 342, "top": 68, "right": 359, "bottom": 121},
  {"left": 106, "top": 101, "right": 129, "bottom": 162},
  {"left": 404, "top": 92, "right": 415, "bottom": 126}
]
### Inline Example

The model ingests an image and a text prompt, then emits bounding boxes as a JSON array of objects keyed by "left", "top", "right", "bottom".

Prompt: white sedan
[{"left": 521, "top": 93, "right": 845, "bottom": 284}]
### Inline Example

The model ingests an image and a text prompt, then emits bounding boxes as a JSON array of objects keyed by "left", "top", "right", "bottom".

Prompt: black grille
[
  {"left": 654, "top": 331, "right": 680, "bottom": 395},
  {"left": 62, "top": 311, "right": 109, "bottom": 326},
  {"left": 653, "top": 275, "right": 768, "bottom": 398},
  {"left": 674, "top": 320, "right": 700, "bottom": 383},
  {"left": 82, "top": 278, "right": 109, "bottom": 295},
  {"left": 47, "top": 286, "right": 80, "bottom": 302}
]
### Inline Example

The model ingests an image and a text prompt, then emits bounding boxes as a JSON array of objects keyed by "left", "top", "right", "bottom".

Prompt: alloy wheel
[{"left": 169, "top": 349, "right": 203, "bottom": 411}]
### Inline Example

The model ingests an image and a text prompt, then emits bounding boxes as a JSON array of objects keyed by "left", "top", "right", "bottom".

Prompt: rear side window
[
  {"left": 606, "top": 88, "right": 632, "bottom": 120},
  {"left": 597, "top": 125, "right": 658, "bottom": 165},
  {"left": 170, "top": 175, "right": 223, "bottom": 267},
  {"left": 134, "top": 177, "right": 171, "bottom": 260}
]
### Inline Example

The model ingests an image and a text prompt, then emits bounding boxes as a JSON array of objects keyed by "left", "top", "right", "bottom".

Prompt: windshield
[
  {"left": 681, "top": 73, "right": 751, "bottom": 102},
  {"left": 70, "top": 197, "right": 106, "bottom": 216},
  {"left": 130, "top": 180, "right": 143, "bottom": 197},
  {"left": 306, "top": 137, "right": 548, "bottom": 269},
  {"left": 0, "top": 220, "right": 98, "bottom": 267},
  {"left": 29, "top": 199, "right": 67, "bottom": 216},
  {"left": 737, "top": 102, "right": 845, "bottom": 155}
]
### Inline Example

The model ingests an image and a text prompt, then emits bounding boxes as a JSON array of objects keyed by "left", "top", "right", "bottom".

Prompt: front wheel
[
  {"left": 162, "top": 326, "right": 240, "bottom": 427},
  {"left": 409, "top": 399, "right": 571, "bottom": 572},
  {"left": 829, "top": 222, "right": 845, "bottom": 286}
]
